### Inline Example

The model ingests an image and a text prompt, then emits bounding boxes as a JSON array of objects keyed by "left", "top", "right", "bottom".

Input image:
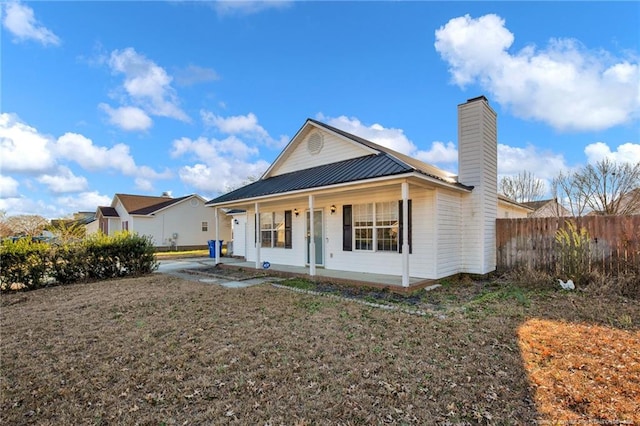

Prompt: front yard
[{"left": 1, "top": 274, "right": 638, "bottom": 424}]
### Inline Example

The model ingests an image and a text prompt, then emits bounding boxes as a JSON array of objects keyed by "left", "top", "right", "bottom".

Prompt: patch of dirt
[{"left": 1, "top": 274, "right": 638, "bottom": 425}]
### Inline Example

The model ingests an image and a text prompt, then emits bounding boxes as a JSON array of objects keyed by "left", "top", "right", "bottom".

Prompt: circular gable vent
[{"left": 307, "top": 132, "right": 324, "bottom": 155}]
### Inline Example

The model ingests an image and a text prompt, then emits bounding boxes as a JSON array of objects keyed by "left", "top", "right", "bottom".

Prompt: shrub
[
  {"left": 0, "top": 238, "right": 50, "bottom": 291},
  {"left": 0, "top": 231, "right": 158, "bottom": 293},
  {"left": 555, "top": 221, "right": 592, "bottom": 285}
]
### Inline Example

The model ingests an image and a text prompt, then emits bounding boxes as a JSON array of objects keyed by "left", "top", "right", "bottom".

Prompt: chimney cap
[{"left": 466, "top": 95, "right": 488, "bottom": 103}]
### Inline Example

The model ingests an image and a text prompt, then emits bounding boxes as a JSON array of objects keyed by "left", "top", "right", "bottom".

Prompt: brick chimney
[{"left": 458, "top": 96, "right": 498, "bottom": 275}]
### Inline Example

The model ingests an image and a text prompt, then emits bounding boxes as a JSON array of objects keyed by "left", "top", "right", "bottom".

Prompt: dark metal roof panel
[
  {"left": 130, "top": 195, "right": 191, "bottom": 215},
  {"left": 99, "top": 206, "right": 119, "bottom": 217},
  {"left": 208, "top": 154, "right": 412, "bottom": 204}
]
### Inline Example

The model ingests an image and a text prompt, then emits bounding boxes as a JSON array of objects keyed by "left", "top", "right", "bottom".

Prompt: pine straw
[
  {"left": 1, "top": 275, "right": 638, "bottom": 425},
  {"left": 518, "top": 318, "right": 639, "bottom": 423}
]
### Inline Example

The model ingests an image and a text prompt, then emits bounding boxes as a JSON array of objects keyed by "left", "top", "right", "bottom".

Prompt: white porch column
[
  {"left": 255, "top": 202, "right": 261, "bottom": 270},
  {"left": 308, "top": 195, "right": 316, "bottom": 277},
  {"left": 401, "top": 181, "right": 410, "bottom": 287},
  {"left": 214, "top": 207, "right": 220, "bottom": 265}
]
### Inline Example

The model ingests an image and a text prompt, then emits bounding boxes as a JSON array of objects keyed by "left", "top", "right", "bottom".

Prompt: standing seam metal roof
[{"left": 208, "top": 153, "right": 412, "bottom": 204}]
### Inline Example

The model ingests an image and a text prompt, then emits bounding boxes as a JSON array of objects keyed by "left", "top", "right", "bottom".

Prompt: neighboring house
[
  {"left": 497, "top": 195, "right": 533, "bottom": 218},
  {"left": 206, "top": 96, "right": 500, "bottom": 287},
  {"left": 521, "top": 198, "right": 572, "bottom": 217},
  {"left": 612, "top": 188, "right": 640, "bottom": 215},
  {"left": 88, "top": 193, "right": 229, "bottom": 250}
]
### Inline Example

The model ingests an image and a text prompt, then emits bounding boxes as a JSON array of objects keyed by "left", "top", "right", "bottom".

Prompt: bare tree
[
  {"left": 577, "top": 158, "right": 640, "bottom": 215},
  {"left": 552, "top": 171, "right": 589, "bottom": 217},
  {"left": 4, "top": 215, "right": 49, "bottom": 237},
  {"left": 499, "top": 170, "right": 545, "bottom": 203},
  {"left": 554, "top": 159, "right": 640, "bottom": 216}
]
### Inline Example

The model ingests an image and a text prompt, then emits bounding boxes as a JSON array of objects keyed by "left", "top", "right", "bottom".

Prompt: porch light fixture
[
  {"left": 330, "top": 205, "right": 336, "bottom": 214},
  {"left": 294, "top": 208, "right": 299, "bottom": 217}
]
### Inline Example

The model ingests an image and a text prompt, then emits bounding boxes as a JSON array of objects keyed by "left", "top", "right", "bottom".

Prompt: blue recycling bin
[{"left": 208, "top": 240, "right": 224, "bottom": 258}]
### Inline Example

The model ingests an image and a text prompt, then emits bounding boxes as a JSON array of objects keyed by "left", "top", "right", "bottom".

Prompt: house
[
  {"left": 87, "top": 193, "right": 229, "bottom": 250},
  {"left": 497, "top": 195, "right": 533, "bottom": 218},
  {"left": 521, "top": 198, "right": 572, "bottom": 217},
  {"left": 206, "top": 96, "right": 499, "bottom": 287}
]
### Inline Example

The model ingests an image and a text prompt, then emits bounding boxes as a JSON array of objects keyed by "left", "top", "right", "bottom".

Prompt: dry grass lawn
[{"left": 1, "top": 273, "right": 638, "bottom": 425}]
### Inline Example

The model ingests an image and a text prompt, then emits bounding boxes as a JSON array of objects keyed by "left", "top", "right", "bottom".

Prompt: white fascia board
[{"left": 207, "top": 171, "right": 470, "bottom": 208}]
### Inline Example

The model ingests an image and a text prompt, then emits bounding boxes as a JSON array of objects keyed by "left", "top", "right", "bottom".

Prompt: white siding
[
  {"left": 498, "top": 201, "right": 529, "bottom": 219},
  {"left": 129, "top": 198, "right": 217, "bottom": 248},
  {"left": 230, "top": 213, "right": 247, "bottom": 257},
  {"left": 242, "top": 186, "right": 438, "bottom": 279},
  {"left": 270, "top": 128, "right": 371, "bottom": 176},
  {"left": 458, "top": 98, "right": 497, "bottom": 275},
  {"left": 435, "top": 189, "right": 462, "bottom": 278},
  {"left": 85, "top": 220, "right": 99, "bottom": 235}
]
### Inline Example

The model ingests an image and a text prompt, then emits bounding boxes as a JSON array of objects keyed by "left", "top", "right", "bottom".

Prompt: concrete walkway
[{"left": 155, "top": 257, "right": 282, "bottom": 288}]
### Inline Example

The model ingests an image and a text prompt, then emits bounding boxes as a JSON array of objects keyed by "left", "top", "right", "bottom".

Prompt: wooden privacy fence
[{"left": 496, "top": 216, "right": 640, "bottom": 275}]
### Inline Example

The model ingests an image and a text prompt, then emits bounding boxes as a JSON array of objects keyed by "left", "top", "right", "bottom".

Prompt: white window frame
[{"left": 353, "top": 202, "right": 399, "bottom": 252}]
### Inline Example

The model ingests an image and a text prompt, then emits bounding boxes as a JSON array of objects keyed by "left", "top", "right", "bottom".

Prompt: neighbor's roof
[
  {"left": 207, "top": 119, "right": 469, "bottom": 205},
  {"left": 498, "top": 195, "right": 535, "bottom": 210},
  {"left": 521, "top": 199, "right": 556, "bottom": 211},
  {"left": 113, "top": 194, "right": 193, "bottom": 215},
  {"left": 98, "top": 206, "right": 119, "bottom": 217}
]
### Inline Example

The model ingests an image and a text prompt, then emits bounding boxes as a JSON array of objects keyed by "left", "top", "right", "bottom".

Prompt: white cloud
[
  {"left": 56, "top": 191, "right": 111, "bottom": 214},
  {"left": 171, "top": 135, "right": 269, "bottom": 194},
  {"left": 54, "top": 132, "right": 136, "bottom": 174},
  {"left": 0, "top": 175, "right": 19, "bottom": 198},
  {"left": 497, "top": 143, "right": 569, "bottom": 181},
  {"left": 53, "top": 132, "right": 173, "bottom": 182},
  {"left": 174, "top": 64, "right": 219, "bottom": 86},
  {"left": 108, "top": 48, "right": 189, "bottom": 123},
  {"left": 2, "top": 1, "right": 60, "bottom": 46},
  {"left": 201, "top": 110, "right": 288, "bottom": 147},
  {"left": 99, "top": 103, "right": 152, "bottom": 132},
  {"left": 0, "top": 113, "right": 56, "bottom": 173},
  {"left": 435, "top": 14, "right": 640, "bottom": 131},
  {"left": 415, "top": 141, "right": 458, "bottom": 165},
  {"left": 171, "top": 135, "right": 259, "bottom": 161},
  {"left": 0, "top": 197, "right": 61, "bottom": 219},
  {"left": 134, "top": 178, "right": 154, "bottom": 192},
  {"left": 178, "top": 161, "right": 269, "bottom": 194},
  {"left": 37, "top": 166, "right": 88, "bottom": 194},
  {"left": 213, "top": 0, "right": 291, "bottom": 16},
  {"left": 584, "top": 142, "right": 640, "bottom": 165}
]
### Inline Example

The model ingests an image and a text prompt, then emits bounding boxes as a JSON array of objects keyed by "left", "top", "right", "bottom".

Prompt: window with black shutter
[
  {"left": 284, "top": 210, "right": 292, "bottom": 249},
  {"left": 343, "top": 204, "right": 352, "bottom": 251}
]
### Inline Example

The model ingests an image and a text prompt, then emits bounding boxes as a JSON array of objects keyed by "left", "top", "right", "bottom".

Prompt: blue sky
[{"left": 1, "top": 1, "right": 638, "bottom": 219}]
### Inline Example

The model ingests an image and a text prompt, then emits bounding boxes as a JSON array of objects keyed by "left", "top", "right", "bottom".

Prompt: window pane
[
  {"left": 376, "top": 227, "right": 398, "bottom": 252},
  {"left": 260, "top": 212, "right": 272, "bottom": 230},
  {"left": 274, "top": 212, "right": 285, "bottom": 248},
  {"left": 354, "top": 203, "right": 373, "bottom": 227},
  {"left": 261, "top": 230, "right": 272, "bottom": 248},
  {"left": 355, "top": 228, "right": 373, "bottom": 251}
]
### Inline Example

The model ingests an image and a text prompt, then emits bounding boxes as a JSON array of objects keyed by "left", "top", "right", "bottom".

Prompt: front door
[{"left": 306, "top": 210, "right": 323, "bottom": 266}]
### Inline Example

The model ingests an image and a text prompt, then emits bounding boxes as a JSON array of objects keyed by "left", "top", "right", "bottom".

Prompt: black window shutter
[
  {"left": 254, "top": 213, "right": 258, "bottom": 245},
  {"left": 343, "top": 205, "right": 352, "bottom": 251},
  {"left": 398, "top": 200, "right": 412, "bottom": 254},
  {"left": 284, "top": 210, "right": 292, "bottom": 249}
]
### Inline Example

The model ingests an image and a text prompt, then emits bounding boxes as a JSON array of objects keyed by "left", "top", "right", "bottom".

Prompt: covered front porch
[{"left": 216, "top": 257, "right": 437, "bottom": 293}]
